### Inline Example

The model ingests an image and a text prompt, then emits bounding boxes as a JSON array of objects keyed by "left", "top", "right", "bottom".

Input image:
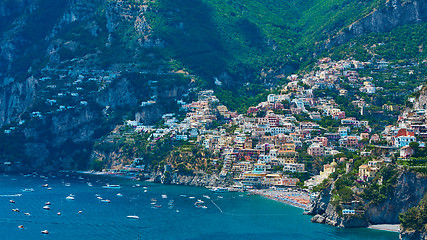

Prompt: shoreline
[
  {"left": 251, "top": 189, "right": 311, "bottom": 210},
  {"left": 368, "top": 224, "right": 400, "bottom": 233}
]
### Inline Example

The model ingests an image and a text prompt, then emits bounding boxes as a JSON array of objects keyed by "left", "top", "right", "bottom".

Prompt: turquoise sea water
[{"left": 0, "top": 174, "right": 398, "bottom": 240}]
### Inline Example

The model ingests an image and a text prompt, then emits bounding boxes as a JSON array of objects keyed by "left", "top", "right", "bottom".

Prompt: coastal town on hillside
[{"left": 97, "top": 58, "right": 426, "bottom": 197}]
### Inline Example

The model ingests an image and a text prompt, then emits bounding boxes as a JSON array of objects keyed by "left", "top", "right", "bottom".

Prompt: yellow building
[
  {"left": 359, "top": 164, "right": 377, "bottom": 181},
  {"left": 277, "top": 150, "right": 298, "bottom": 164},
  {"left": 241, "top": 172, "right": 267, "bottom": 186},
  {"left": 262, "top": 174, "right": 283, "bottom": 187}
]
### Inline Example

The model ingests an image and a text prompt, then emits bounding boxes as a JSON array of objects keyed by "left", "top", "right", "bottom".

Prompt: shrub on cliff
[{"left": 399, "top": 193, "right": 427, "bottom": 232}]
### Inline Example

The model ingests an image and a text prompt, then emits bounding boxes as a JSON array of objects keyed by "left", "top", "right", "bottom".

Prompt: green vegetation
[
  {"left": 360, "top": 165, "right": 398, "bottom": 204},
  {"left": 399, "top": 193, "right": 427, "bottom": 232}
]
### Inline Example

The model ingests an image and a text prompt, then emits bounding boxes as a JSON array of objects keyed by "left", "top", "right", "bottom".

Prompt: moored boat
[
  {"left": 102, "top": 184, "right": 121, "bottom": 189},
  {"left": 210, "top": 187, "right": 229, "bottom": 193},
  {"left": 127, "top": 215, "right": 140, "bottom": 219}
]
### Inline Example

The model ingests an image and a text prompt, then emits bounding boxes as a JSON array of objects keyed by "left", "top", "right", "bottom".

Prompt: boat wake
[{"left": 0, "top": 194, "right": 22, "bottom": 197}]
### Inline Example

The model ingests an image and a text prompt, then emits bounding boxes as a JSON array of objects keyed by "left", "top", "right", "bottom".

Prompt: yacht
[{"left": 43, "top": 206, "right": 50, "bottom": 210}]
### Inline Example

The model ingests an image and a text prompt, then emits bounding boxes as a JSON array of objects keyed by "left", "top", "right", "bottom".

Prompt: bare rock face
[
  {"left": 0, "top": 76, "right": 37, "bottom": 128},
  {"left": 400, "top": 229, "right": 427, "bottom": 240},
  {"left": 325, "top": 0, "right": 427, "bottom": 49},
  {"left": 308, "top": 170, "right": 426, "bottom": 229},
  {"left": 365, "top": 171, "right": 427, "bottom": 224}
]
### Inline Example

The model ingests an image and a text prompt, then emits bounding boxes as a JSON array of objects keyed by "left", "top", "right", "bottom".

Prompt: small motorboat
[
  {"left": 43, "top": 205, "right": 50, "bottom": 210},
  {"left": 47, "top": 187, "right": 52, "bottom": 190},
  {"left": 41, "top": 230, "right": 49, "bottom": 234},
  {"left": 102, "top": 184, "right": 121, "bottom": 189},
  {"left": 9, "top": 200, "right": 15, "bottom": 203},
  {"left": 117, "top": 193, "right": 123, "bottom": 197},
  {"left": 66, "top": 195, "right": 75, "bottom": 200},
  {"left": 78, "top": 211, "right": 82, "bottom": 214},
  {"left": 57, "top": 212, "right": 61, "bottom": 216},
  {"left": 161, "top": 195, "right": 167, "bottom": 199},
  {"left": 24, "top": 212, "right": 31, "bottom": 216},
  {"left": 45, "top": 202, "right": 51, "bottom": 205},
  {"left": 22, "top": 188, "right": 34, "bottom": 192},
  {"left": 101, "top": 199, "right": 111, "bottom": 203},
  {"left": 12, "top": 208, "right": 19, "bottom": 212},
  {"left": 127, "top": 215, "right": 139, "bottom": 219},
  {"left": 18, "top": 225, "right": 24, "bottom": 229},
  {"left": 65, "top": 183, "right": 71, "bottom": 187},
  {"left": 42, "top": 184, "right": 49, "bottom": 187}
]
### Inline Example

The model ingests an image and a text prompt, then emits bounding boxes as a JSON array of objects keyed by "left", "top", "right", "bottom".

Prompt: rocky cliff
[
  {"left": 307, "top": 169, "right": 427, "bottom": 229},
  {"left": 324, "top": 0, "right": 427, "bottom": 49}
]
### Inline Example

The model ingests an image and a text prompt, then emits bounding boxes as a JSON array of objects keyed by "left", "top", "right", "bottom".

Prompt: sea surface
[{"left": 0, "top": 173, "right": 398, "bottom": 240}]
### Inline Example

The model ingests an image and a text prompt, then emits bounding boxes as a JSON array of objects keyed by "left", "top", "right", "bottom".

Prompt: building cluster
[{"left": 123, "top": 58, "right": 424, "bottom": 188}]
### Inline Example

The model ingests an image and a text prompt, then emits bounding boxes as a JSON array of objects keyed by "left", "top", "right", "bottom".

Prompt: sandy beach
[
  {"left": 368, "top": 224, "right": 400, "bottom": 232},
  {"left": 251, "top": 189, "right": 311, "bottom": 209}
]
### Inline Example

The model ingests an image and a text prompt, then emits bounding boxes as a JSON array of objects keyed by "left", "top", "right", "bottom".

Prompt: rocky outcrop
[
  {"left": 365, "top": 171, "right": 427, "bottom": 224},
  {"left": 148, "top": 171, "right": 222, "bottom": 187},
  {"left": 308, "top": 169, "right": 426, "bottom": 229},
  {"left": 0, "top": 76, "right": 37, "bottom": 128},
  {"left": 307, "top": 183, "right": 369, "bottom": 228},
  {"left": 325, "top": 0, "right": 427, "bottom": 49},
  {"left": 400, "top": 229, "right": 427, "bottom": 240}
]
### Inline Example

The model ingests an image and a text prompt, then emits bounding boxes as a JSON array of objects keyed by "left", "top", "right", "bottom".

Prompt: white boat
[
  {"left": 102, "top": 184, "right": 121, "bottom": 189},
  {"left": 87, "top": 182, "right": 93, "bottom": 187},
  {"left": 12, "top": 208, "right": 19, "bottom": 212},
  {"left": 161, "top": 195, "right": 167, "bottom": 199},
  {"left": 41, "top": 230, "right": 49, "bottom": 234},
  {"left": 117, "top": 193, "right": 123, "bottom": 197},
  {"left": 65, "top": 183, "right": 71, "bottom": 187},
  {"left": 24, "top": 212, "right": 30, "bottom": 216},
  {"left": 45, "top": 202, "right": 51, "bottom": 205},
  {"left": 101, "top": 199, "right": 111, "bottom": 203},
  {"left": 210, "top": 187, "right": 229, "bottom": 193},
  {"left": 203, "top": 195, "right": 211, "bottom": 199},
  {"left": 42, "top": 184, "right": 49, "bottom": 187},
  {"left": 22, "top": 188, "right": 34, "bottom": 192},
  {"left": 66, "top": 195, "right": 75, "bottom": 200},
  {"left": 127, "top": 215, "right": 139, "bottom": 219},
  {"left": 9, "top": 200, "right": 15, "bottom": 203},
  {"left": 43, "top": 206, "right": 50, "bottom": 210}
]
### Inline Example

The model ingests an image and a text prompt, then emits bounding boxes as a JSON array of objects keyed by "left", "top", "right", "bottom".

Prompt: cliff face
[
  {"left": 0, "top": 76, "right": 36, "bottom": 127},
  {"left": 365, "top": 171, "right": 427, "bottom": 224},
  {"left": 307, "top": 169, "right": 427, "bottom": 228},
  {"left": 324, "top": 0, "right": 427, "bottom": 49},
  {"left": 307, "top": 183, "right": 369, "bottom": 228}
]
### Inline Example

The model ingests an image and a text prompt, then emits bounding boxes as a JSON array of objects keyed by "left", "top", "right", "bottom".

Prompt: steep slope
[{"left": 0, "top": 0, "right": 426, "bottom": 171}]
